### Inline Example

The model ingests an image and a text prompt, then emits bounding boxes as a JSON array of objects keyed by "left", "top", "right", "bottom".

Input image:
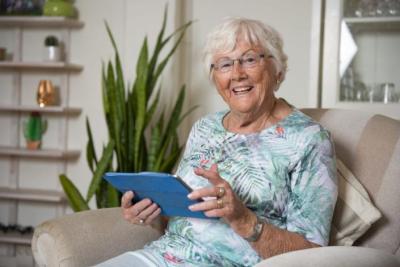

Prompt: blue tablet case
[{"left": 104, "top": 172, "right": 209, "bottom": 219}]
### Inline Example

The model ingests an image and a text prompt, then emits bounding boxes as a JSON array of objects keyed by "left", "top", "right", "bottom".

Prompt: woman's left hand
[{"left": 188, "top": 164, "right": 255, "bottom": 231}]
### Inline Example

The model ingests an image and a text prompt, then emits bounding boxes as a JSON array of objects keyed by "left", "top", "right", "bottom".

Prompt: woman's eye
[
  {"left": 244, "top": 57, "right": 256, "bottom": 63},
  {"left": 219, "top": 62, "right": 232, "bottom": 68}
]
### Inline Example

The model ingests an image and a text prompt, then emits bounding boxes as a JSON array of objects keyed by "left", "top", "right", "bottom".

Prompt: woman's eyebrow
[{"left": 216, "top": 48, "right": 257, "bottom": 60}]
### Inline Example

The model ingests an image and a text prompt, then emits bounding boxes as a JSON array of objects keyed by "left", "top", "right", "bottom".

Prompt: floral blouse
[{"left": 139, "top": 108, "right": 338, "bottom": 266}]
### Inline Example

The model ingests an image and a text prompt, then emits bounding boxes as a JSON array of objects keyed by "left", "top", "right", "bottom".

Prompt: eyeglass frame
[{"left": 210, "top": 53, "right": 273, "bottom": 73}]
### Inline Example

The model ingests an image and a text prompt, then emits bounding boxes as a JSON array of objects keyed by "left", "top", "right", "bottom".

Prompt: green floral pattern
[{"left": 140, "top": 109, "right": 337, "bottom": 266}]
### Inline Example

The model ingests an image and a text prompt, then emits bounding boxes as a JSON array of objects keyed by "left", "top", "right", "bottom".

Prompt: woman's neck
[{"left": 225, "top": 97, "right": 278, "bottom": 134}]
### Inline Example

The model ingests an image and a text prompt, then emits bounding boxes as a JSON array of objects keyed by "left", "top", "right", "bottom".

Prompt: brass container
[{"left": 36, "top": 80, "right": 56, "bottom": 107}]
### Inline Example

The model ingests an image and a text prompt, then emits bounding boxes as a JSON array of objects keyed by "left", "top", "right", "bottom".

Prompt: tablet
[{"left": 103, "top": 172, "right": 210, "bottom": 219}]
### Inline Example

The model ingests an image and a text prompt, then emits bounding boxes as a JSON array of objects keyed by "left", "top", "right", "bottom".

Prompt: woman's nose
[{"left": 230, "top": 61, "right": 247, "bottom": 80}]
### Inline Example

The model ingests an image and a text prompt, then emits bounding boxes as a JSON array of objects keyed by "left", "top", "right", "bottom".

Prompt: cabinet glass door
[
  {"left": 340, "top": 0, "right": 400, "bottom": 104},
  {"left": 322, "top": 0, "right": 400, "bottom": 119}
]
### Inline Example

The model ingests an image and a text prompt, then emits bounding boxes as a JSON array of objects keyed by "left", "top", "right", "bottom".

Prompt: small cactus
[{"left": 23, "top": 112, "right": 47, "bottom": 149}]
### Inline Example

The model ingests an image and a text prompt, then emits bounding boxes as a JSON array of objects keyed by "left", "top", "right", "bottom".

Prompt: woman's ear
[{"left": 276, "top": 71, "right": 283, "bottom": 84}]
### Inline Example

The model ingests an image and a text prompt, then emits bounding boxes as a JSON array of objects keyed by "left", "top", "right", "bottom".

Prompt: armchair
[{"left": 32, "top": 109, "right": 400, "bottom": 266}]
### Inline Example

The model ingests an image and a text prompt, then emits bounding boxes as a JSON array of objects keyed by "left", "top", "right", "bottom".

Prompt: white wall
[
  {"left": 0, "top": 0, "right": 320, "bottom": 228},
  {"left": 182, "top": 0, "right": 320, "bottom": 129}
]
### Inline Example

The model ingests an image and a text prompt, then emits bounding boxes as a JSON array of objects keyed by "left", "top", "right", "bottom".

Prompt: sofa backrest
[{"left": 302, "top": 109, "right": 400, "bottom": 257}]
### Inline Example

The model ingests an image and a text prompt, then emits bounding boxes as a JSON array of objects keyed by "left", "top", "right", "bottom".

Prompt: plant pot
[
  {"left": 44, "top": 46, "right": 61, "bottom": 62},
  {"left": 26, "top": 140, "right": 41, "bottom": 150},
  {"left": 43, "top": 0, "right": 75, "bottom": 18}
]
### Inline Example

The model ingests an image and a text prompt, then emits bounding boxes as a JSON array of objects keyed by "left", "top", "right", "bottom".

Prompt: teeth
[{"left": 232, "top": 86, "right": 252, "bottom": 94}]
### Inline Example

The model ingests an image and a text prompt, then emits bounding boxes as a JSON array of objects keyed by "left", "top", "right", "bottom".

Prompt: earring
[{"left": 276, "top": 79, "right": 281, "bottom": 85}]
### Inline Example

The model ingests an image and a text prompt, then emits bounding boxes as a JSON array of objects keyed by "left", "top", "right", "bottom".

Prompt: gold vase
[{"left": 37, "top": 80, "right": 56, "bottom": 107}]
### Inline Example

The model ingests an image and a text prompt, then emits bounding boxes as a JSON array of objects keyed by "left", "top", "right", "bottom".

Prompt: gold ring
[
  {"left": 216, "top": 187, "right": 225, "bottom": 198},
  {"left": 139, "top": 219, "right": 145, "bottom": 224},
  {"left": 216, "top": 198, "right": 224, "bottom": 209}
]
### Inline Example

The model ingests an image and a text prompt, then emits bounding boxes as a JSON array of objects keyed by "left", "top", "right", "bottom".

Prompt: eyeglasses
[{"left": 210, "top": 52, "right": 267, "bottom": 73}]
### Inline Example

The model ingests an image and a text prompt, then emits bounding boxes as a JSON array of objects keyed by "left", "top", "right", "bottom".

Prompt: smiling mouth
[{"left": 232, "top": 86, "right": 253, "bottom": 95}]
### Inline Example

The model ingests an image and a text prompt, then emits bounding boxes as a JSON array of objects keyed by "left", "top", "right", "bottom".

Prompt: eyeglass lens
[{"left": 213, "top": 52, "right": 264, "bottom": 73}]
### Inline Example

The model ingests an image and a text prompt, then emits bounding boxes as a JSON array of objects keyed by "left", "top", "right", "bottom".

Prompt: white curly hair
[{"left": 203, "top": 17, "right": 288, "bottom": 88}]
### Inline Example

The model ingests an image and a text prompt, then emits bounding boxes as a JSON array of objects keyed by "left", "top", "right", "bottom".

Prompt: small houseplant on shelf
[
  {"left": 44, "top": 35, "right": 61, "bottom": 62},
  {"left": 59, "top": 7, "right": 194, "bottom": 212},
  {"left": 43, "top": 0, "right": 76, "bottom": 18},
  {"left": 23, "top": 112, "right": 47, "bottom": 150}
]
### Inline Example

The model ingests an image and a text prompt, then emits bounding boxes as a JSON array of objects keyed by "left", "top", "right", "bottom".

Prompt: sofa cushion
[
  {"left": 303, "top": 109, "right": 400, "bottom": 254},
  {"left": 329, "top": 159, "right": 381, "bottom": 246}
]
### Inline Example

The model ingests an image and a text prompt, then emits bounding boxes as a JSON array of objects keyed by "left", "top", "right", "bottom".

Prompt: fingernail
[
  {"left": 188, "top": 205, "right": 194, "bottom": 210},
  {"left": 187, "top": 193, "right": 193, "bottom": 199}
]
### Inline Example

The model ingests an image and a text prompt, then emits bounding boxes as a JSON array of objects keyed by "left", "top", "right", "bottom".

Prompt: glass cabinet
[{"left": 322, "top": 0, "right": 400, "bottom": 119}]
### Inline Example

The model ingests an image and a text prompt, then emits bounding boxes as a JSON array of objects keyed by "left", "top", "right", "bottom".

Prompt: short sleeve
[{"left": 286, "top": 129, "right": 338, "bottom": 246}]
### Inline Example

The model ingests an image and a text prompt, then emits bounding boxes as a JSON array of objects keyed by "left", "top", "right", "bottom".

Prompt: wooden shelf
[
  {"left": 0, "top": 16, "right": 84, "bottom": 28},
  {"left": 0, "top": 187, "right": 66, "bottom": 203},
  {"left": 0, "top": 61, "right": 83, "bottom": 71},
  {"left": 0, "top": 232, "right": 32, "bottom": 245},
  {"left": 0, "top": 146, "right": 80, "bottom": 159},
  {"left": 0, "top": 104, "right": 81, "bottom": 115}
]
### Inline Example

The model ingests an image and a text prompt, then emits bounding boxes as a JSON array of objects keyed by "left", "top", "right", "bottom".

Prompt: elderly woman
[{"left": 98, "top": 17, "right": 337, "bottom": 267}]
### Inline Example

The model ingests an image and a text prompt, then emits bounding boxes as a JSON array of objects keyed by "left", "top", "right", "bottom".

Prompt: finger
[
  {"left": 121, "top": 191, "right": 134, "bottom": 208},
  {"left": 188, "top": 198, "right": 225, "bottom": 212},
  {"left": 134, "top": 198, "right": 153, "bottom": 211},
  {"left": 138, "top": 203, "right": 159, "bottom": 219},
  {"left": 129, "top": 198, "right": 152, "bottom": 217},
  {"left": 187, "top": 186, "right": 216, "bottom": 200},
  {"left": 145, "top": 207, "right": 162, "bottom": 224},
  {"left": 194, "top": 164, "right": 223, "bottom": 185}
]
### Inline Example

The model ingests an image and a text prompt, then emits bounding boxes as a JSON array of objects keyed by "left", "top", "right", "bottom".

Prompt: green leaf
[
  {"left": 95, "top": 179, "right": 108, "bottom": 209},
  {"left": 59, "top": 174, "right": 90, "bottom": 212},
  {"left": 106, "top": 182, "right": 120, "bottom": 207},
  {"left": 133, "top": 37, "right": 149, "bottom": 170},
  {"left": 86, "top": 140, "right": 115, "bottom": 202},
  {"left": 150, "top": 21, "right": 193, "bottom": 93},
  {"left": 145, "top": 88, "right": 161, "bottom": 125},
  {"left": 86, "top": 118, "right": 98, "bottom": 173},
  {"left": 147, "top": 124, "right": 161, "bottom": 170},
  {"left": 160, "top": 145, "right": 183, "bottom": 172},
  {"left": 146, "top": 4, "right": 168, "bottom": 98},
  {"left": 162, "top": 85, "right": 186, "bottom": 144}
]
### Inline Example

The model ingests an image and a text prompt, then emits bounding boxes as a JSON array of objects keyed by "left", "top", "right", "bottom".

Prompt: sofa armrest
[
  {"left": 31, "top": 207, "right": 163, "bottom": 267},
  {"left": 255, "top": 246, "right": 400, "bottom": 267}
]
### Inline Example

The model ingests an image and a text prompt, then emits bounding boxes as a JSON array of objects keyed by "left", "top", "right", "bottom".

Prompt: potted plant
[
  {"left": 43, "top": 0, "right": 76, "bottom": 18},
  {"left": 44, "top": 35, "right": 62, "bottom": 62},
  {"left": 59, "top": 7, "right": 194, "bottom": 211},
  {"left": 23, "top": 112, "right": 47, "bottom": 150}
]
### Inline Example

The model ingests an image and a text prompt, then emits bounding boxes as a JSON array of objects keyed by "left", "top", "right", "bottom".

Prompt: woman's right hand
[{"left": 121, "top": 191, "right": 161, "bottom": 225}]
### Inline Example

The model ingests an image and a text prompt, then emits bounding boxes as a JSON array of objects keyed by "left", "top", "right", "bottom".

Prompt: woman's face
[{"left": 212, "top": 41, "right": 278, "bottom": 116}]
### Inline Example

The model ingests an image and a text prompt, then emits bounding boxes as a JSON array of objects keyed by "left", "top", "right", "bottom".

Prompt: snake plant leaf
[
  {"left": 95, "top": 179, "right": 108, "bottom": 208},
  {"left": 145, "top": 88, "right": 161, "bottom": 126},
  {"left": 162, "top": 85, "right": 186, "bottom": 144},
  {"left": 59, "top": 174, "right": 89, "bottom": 212},
  {"left": 106, "top": 182, "right": 120, "bottom": 208},
  {"left": 146, "top": 5, "right": 167, "bottom": 98},
  {"left": 105, "top": 21, "right": 126, "bottom": 118},
  {"left": 86, "top": 117, "right": 98, "bottom": 174},
  {"left": 147, "top": 123, "right": 161, "bottom": 171},
  {"left": 160, "top": 146, "right": 183, "bottom": 172},
  {"left": 126, "top": 90, "right": 135, "bottom": 170},
  {"left": 86, "top": 140, "right": 115, "bottom": 202},
  {"left": 133, "top": 37, "right": 149, "bottom": 170},
  {"left": 106, "top": 61, "right": 124, "bottom": 170},
  {"left": 150, "top": 21, "right": 193, "bottom": 92}
]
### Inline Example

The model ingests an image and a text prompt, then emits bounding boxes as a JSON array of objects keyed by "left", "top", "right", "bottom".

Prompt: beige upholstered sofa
[{"left": 31, "top": 109, "right": 400, "bottom": 267}]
